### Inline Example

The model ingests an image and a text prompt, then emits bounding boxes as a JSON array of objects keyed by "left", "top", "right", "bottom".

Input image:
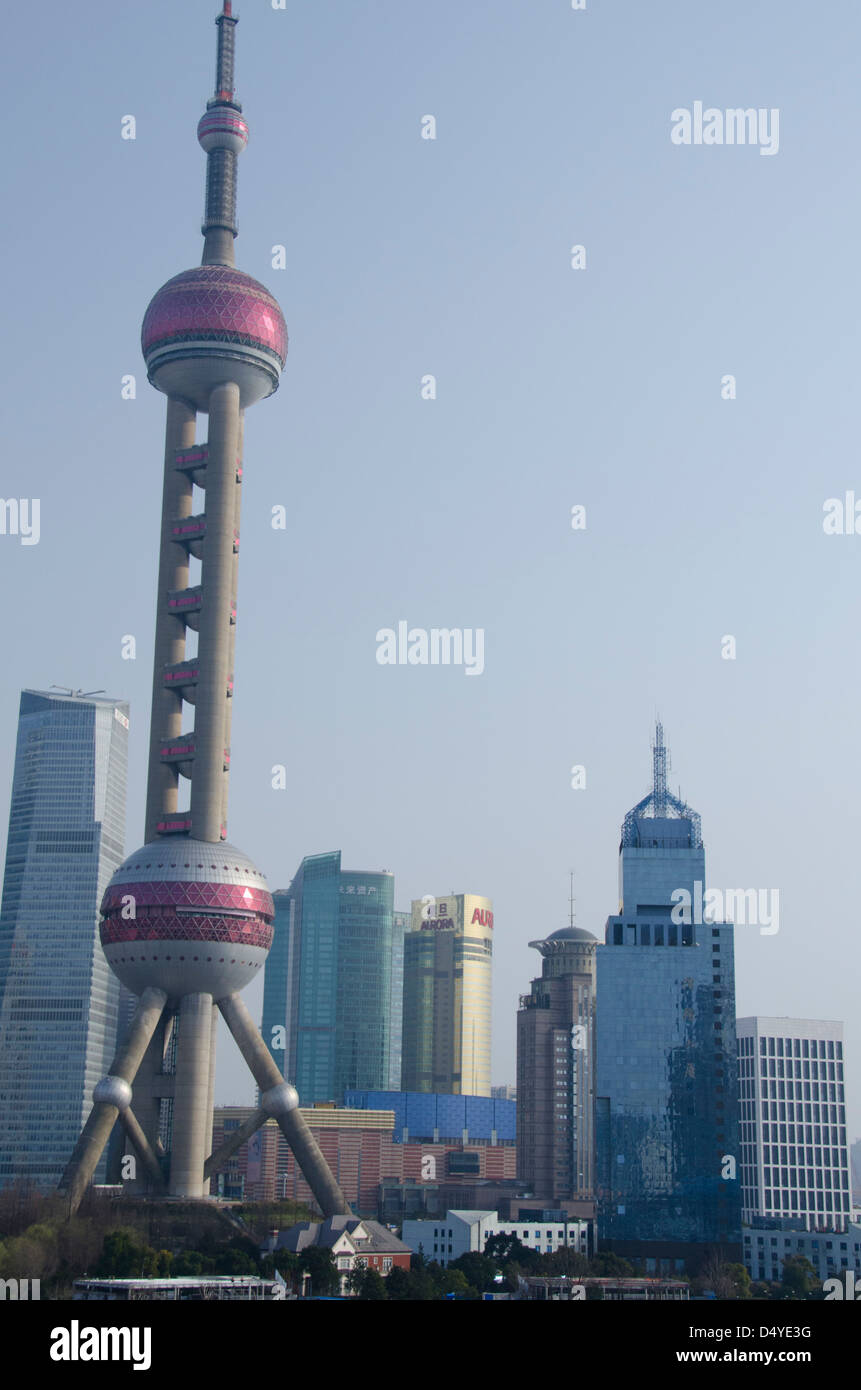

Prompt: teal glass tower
[
  {"left": 262, "top": 852, "right": 397, "bottom": 1104},
  {"left": 594, "top": 724, "right": 742, "bottom": 1268},
  {"left": 0, "top": 690, "right": 129, "bottom": 1190}
]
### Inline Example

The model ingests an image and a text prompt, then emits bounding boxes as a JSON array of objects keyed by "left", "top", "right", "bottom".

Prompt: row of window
[{"left": 739, "top": 1035, "right": 843, "bottom": 1060}]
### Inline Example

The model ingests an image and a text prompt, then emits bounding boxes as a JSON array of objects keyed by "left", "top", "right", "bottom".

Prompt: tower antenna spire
[
  {"left": 569, "top": 870, "right": 575, "bottom": 929},
  {"left": 198, "top": 1, "right": 246, "bottom": 266}
]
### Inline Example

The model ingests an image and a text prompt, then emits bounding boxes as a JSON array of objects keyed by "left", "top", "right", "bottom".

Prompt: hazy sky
[{"left": 2, "top": 1, "right": 859, "bottom": 1139}]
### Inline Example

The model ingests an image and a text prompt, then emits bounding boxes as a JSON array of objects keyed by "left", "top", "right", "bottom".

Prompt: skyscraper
[
  {"left": 517, "top": 921, "right": 596, "bottom": 1201},
  {"left": 262, "top": 852, "right": 398, "bottom": 1104},
  {"left": 594, "top": 724, "right": 742, "bottom": 1267},
  {"left": 389, "top": 909, "right": 408, "bottom": 1090},
  {"left": 59, "top": 4, "right": 348, "bottom": 1217},
  {"left": 737, "top": 1017, "right": 851, "bottom": 1232},
  {"left": 401, "top": 892, "right": 493, "bottom": 1096},
  {"left": 0, "top": 689, "right": 128, "bottom": 1190}
]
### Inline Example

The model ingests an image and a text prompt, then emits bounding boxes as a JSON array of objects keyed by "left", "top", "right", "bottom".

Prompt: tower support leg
[
  {"left": 204, "top": 1105, "right": 267, "bottom": 1181},
  {"left": 169, "top": 992, "right": 214, "bottom": 1197},
  {"left": 120, "top": 1106, "right": 167, "bottom": 1192},
  {"left": 59, "top": 986, "right": 167, "bottom": 1214},
  {"left": 218, "top": 992, "right": 351, "bottom": 1217}
]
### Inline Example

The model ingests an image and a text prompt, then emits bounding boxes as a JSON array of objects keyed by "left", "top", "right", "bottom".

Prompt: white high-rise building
[{"left": 737, "top": 1017, "right": 851, "bottom": 1231}]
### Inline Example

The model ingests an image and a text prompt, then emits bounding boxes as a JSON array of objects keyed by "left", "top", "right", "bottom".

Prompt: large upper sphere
[
  {"left": 100, "top": 838, "right": 274, "bottom": 1002},
  {"left": 141, "top": 265, "right": 287, "bottom": 411}
]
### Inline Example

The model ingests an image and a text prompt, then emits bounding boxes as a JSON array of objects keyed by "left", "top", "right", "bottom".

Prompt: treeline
[{"left": 0, "top": 1187, "right": 311, "bottom": 1298}]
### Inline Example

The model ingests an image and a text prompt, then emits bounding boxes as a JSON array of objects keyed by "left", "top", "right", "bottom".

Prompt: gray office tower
[
  {"left": 595, "top": 724, "right": 742, "bottom": 1270},
  {"left": 0, "top": 690, "right": 129, "bottom": 1191},
  {"left": 59, "top": 4, "right": 349, "bottom": 1217},
  {"left": 517, "top": 922, "right": 596, "bottom": 1202}
]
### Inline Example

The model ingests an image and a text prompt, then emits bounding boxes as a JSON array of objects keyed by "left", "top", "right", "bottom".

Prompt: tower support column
[
  {"left": 145, "top": 398, "right": 196, "bottom": 842},
  {"left": 169, "top": 992, "right": 214, "bottom": 1197},
  {"left": 190, "top": 380, "right": 240, "bottom": 841}
]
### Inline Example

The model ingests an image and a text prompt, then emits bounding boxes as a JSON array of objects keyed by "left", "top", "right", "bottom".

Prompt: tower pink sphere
[{"left": 141, "top": 265, "right": 287, "bottom": 410}]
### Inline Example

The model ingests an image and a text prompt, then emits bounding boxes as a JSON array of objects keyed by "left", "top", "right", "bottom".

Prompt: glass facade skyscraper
[
  {"left": 389, "top": 910, "right": 408, "bottom": 1090},
  {"left": 262, "top": 851, "right": 397, "bottom": 1104},
  {"left": 0, "top": 690, "right": 129, "bottom": 1190},
  {"left": 594, "top": 724, "right": 742, "bottom": 1264}
]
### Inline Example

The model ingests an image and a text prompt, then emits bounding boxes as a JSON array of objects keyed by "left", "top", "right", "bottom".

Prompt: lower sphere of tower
[{"left": 100, "top": 838, "right": 274, "bottom": 1001}]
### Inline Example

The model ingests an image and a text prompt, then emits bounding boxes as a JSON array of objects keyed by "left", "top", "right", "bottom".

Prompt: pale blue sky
[{"left": 2, "top": 1, "right": 859, "bottom": 1138}]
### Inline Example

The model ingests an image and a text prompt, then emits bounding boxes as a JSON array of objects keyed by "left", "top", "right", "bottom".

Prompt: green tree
[
  {"left": 260, "top": 1248, "right": 299, "bottom": 1284},
  {"left": 384, "top": 1265, "right": 413, "bottom": 1300},
  {"left": 172, "top": 1249, "right": 214, "bottom": 1276},
  {"left": 538, "top": 1247, "right": 591, "bottom": 1278},
  {"left": 95, "top": 1229, "right": 154, "bottom": 1278},
  {"left": 213, "top": 1247, "right": 258, "bottom": 1276},
  {"left": 694, "top": 1255, "right": 750, "bottom": 1300},
  {"left": 448, "top": 1250, "right": 497, "bottom": 1293},
  {"left": 590, "top": 1251, "right": 635, "bottom": 1278},
  {"left": 483, "top": 1233, "right": 538, "bottom": 1270},
  {"left": 438, "top": 1267, "right": 471, "bottom": 1299},
  {"left": 299, "top": 1245, "right": 340, "bottom": 1295},
  {"left": 356, "top": 1267, "right": 388, "bottom": 1300},
  {"left": 779, "top": 1255, "right": 818, "bottom": 1301},
  {"left": 407, "top": 1253, "right": 440, "bottom": 1301}
]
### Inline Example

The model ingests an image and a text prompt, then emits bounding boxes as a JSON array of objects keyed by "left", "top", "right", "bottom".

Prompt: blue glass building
[
  {"left": 594, "top": 725, "right": 742, "bottom": 1267},
  {"left": 0, "top": 690, "right": 129, "bottom": 1190},
  {"left": 344, "top": 1089, "right": 516, "bottom": 1144},
  {"left": 262, "top": 851, "right": 398, "bottom": 1104}
]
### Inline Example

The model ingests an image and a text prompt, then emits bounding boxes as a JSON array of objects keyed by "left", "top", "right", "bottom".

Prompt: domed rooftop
[
  {"left": 528, "top": 925, "right": 598, "bottom": 954},
  {"left": 545, "top": 926, "right": 597, "bottom": 944},
  {"left": 142, "top": 265, "right": 286, "bottom": 364}
]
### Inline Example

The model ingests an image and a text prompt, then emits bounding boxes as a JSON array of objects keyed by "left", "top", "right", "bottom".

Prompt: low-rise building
[
  {"left": 516, "top": 1276, "right": 689, "bottom": 1301},
  {"left": 401, "top": 1208, "right": 591, "bottom": 1266},
  {"left": 74, "top": 1277, "right": 283, "bottom": 1301},
  {"left": 267, "top": 1216, "right": 411, "bottom": 1293},
  {"left": 211, "top": 1102, "right": 517, "bottom": 1213},
  {"left": 743, "top": 1221, "right": 861, "bottom": 1284}
]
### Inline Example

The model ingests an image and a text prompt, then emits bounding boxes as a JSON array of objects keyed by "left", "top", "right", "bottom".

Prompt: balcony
[
  {"left": 174, "top": 444, "right": 243, "bottom": 486},
  {"left": 167, "top": 587, "right": 237, "bottom": 632}
]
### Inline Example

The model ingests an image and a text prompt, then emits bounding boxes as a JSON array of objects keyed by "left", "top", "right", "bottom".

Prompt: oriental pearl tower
[{"left": 61, "top": 4, "right": 349, "bottom": 1215}]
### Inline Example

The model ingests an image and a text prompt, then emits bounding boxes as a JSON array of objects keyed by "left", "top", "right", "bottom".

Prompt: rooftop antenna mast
[
  {"left": 569, "top": 870, "right": 576, "bottom": 929},
  {"left": 49, "top": 686, "right": 106, "bottom": 698},
  {"left": 652, "top": 719, "right": 669, "bottom": 817}
]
